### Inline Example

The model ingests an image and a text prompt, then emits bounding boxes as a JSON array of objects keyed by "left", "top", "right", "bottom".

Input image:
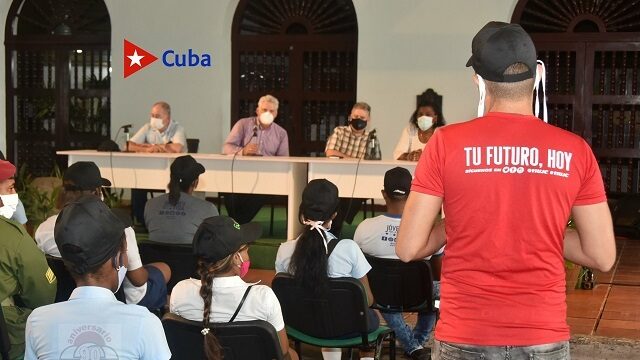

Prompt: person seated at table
[
  {"left": 128, "top": 101, "right": 187, "bottom": 225},
  {"left": 275, "top": 179, "right": 376, "bottom": 360},
  {"left": 393, "top": 100, "right": 445, "bottom": 161},
  {"left": 26, "top": 196, "right": 171, "bottom": 359},
  {"left": 222, "top": 94, "right": 289, "bottom": 224},
  {"left": 353, "top": 167, "right": 442, "bottom": 360},
  {"left": 170, "top": 216, "right": 298, "bottom": 360},
  {"left": 35, "top": 162, "right": 171, "bottom": 310},
  {"left": 145, "top": 155, "right": 218, "bottom": 244},
  {"left": 324, "top": 102, "right": 372, "bottom": 237}
]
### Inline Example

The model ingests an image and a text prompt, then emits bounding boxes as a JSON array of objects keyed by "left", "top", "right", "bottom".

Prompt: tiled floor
[{"left": 246, "top": 237, "right": 640, "bottom": 358}]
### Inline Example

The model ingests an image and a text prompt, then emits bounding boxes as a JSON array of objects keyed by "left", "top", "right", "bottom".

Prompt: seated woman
[
  {"left": 144, "top": 155, "right": 218, "bottom": 244},
  {"left": 393, "top": 100, "right": 446, "bottom": 161},
  {"left": 170, "top": 216, "right": 298, "bottom": 360},
  {"left": 275, "top": 179, "right": 377, "bottom": 360}
]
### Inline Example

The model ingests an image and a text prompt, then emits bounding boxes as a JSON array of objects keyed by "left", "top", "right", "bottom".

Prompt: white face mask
[
  {"left": 533, "top": 60, "right": 548, "bottom": 123},
  {"left": 417, "top": 116, "right": 433, "bottom": 131},
  {"left": 476, "top": 74, "right": 487, "bottom": 117},
  {"left": 150, "top": 117, "right": 164, "bottom": 130},
  {"left": 0, "top": 193, "right": 19, "bottom": 219},
  {"left": 115, "top": 264, "right": 127, "bottom": 293},
  {"left": 258, "top": 111, "right": 274, "bottom": 126}
]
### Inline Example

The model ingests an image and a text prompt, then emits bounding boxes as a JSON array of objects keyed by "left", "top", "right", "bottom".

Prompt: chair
[
  {"left": 45, "top": 255, "right": 127, "bottom": 303},
  {"left": 271, "top": 273, "right": 395, "bottom": 359},
  {"left": 364, "top": 255, "right": 435, "bottom": 313},
  {"left": 161, "top": 313, "right": 285, "bottom": 360},
  {"left": 0, "top": 306, "right": 11, "bottom": 360},
  {"left": 138, "top": 241, "right": 197, "bottom": 293},
  {"left": 186, "top": 138, "right": 200, "bottom": 153}
]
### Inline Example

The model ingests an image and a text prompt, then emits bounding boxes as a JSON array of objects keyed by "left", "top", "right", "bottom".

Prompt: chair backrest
[
  {"left": 46, "top": 255, "right": 77, "bottom": 303},
  {"left": 162, "top": 313, "right": 284, "bottom": 360},
  {"left": 138, "top": 241, "right": 196, "bottom": 292},
  {"left": 186, "top": 138, "right": 200, "bottom": 153},
  {"left": 271, "top": 273, "right": 371, "bottom": 342},
  {"left": 0, "top": 306, "right": 11, "bottom": 360},
  {"left": 45, "top": 255, "right": 126, "bottom": 303},
  {"left": 364, "top": 254, "right": 434, "bottom": 313}
]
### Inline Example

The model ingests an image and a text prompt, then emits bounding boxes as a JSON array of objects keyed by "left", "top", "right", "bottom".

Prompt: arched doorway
[
  {"left": 5, "top": 0, "right": 111, "bottom": 176},
  {"left": 231, "top": 0, "right": 358, "bottom": 156},
  {"left": 513, "top": 0, "right": 640, "bottom": 196}
]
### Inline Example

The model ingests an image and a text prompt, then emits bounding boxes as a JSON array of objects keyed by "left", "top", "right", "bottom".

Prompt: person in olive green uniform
[{"left": 0, "top": 160, "right": 56, "bottom": 359}]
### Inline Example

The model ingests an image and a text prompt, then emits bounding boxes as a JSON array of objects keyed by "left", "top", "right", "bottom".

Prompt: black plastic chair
[
  {"left": 138, "top": 241, "right": 196, "bottom": 293},
  {"left": 364, "top": 255, "right": 435, "bottom": 313},
  {"left": 186, "top": 138, "right": 200, "bottom": 153},
  {"left": 162, "top": 313, "right": 284, "bottom": 360},
  {"left": 272, "top": 273, "right": 395, "bottom": 359},
  {"left": 46, "top": 255, "right": 126, "bottom": 303},
  {"left": 0, "top": 306, "right": 10, "bottom": 360}
]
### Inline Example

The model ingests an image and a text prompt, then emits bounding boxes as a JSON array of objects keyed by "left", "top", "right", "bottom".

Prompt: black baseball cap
[
  {"left": 193, "top": 216, "right": 262, "bottom": 263},
  {"left": 63, "top": 162, "right": 111, "bottom": 190},
  {"left": 466, "top": 21, "right": 537, "bottom": 83},
  {"left": 171, "top": 155, "right": 205, "bottom": 184},
  {"left": 54, "top": 195, "right": 125, "bottom": 274},
  {"left": 384, "top": 167, "right": 412, "bottom": 198},
  {"left": 299, "top": 179, "right": 340, "bottom": 221}
]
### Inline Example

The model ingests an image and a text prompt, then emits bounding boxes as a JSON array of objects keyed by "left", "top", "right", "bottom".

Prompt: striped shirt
[{"left": 325, "top": 125, "right": 369, "bottom": 158}]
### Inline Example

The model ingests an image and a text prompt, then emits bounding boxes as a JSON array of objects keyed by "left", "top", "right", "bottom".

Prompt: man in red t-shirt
[{"left": 396, "top": 22, "right": 616, "bottom": 360}]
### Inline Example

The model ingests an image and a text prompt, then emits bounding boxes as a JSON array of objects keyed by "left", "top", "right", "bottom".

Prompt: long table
[{"left": 56, "top": 151, "right": 417, "bottom": 238}]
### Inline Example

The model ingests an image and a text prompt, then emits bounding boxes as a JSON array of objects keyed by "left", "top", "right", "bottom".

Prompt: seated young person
[
  {"left": 35, "top": 161, "right": 171, "bottom": 309},
  {"left": 353, "top": 167, "right": 443, "bottom": 360},
  {"left": 275, "top": 179, "right": 377, "bottom": 360},
  {"left": 170, "top": 216, "right": 298, "bottom": 360},
  {"left": 25, "top": 195, "right": 171, "bottom": 359},
  {"left": 144, "top": 155, "right": 218, "bottom": 244}
]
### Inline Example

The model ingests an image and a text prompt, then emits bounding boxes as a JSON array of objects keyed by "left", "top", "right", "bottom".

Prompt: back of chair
[
  {"left": 272, "top": 273, "right": 370, "bottom": 341},
  {"left": 46, "top": 255, "right": 76, "bottom": 302},
  {"left": 162, "top": 313, "right": 283, "bottom": 360},
  {"left": 138, "top": 241, "right": 196, "bottom": 292},
  {"left": 186, "top": 138, "right": 200, "bottom": 153},
  {"left": 364, "top": 255, "right": 434, "bottom": 313}
]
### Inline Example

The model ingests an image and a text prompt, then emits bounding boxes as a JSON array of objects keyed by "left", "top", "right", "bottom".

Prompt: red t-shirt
[{"left": 412, "top": 112, "right": 606, "bottom": 346}]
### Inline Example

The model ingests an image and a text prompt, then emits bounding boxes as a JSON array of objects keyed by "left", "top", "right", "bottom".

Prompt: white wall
[{"left": 1, "top": 0, "right": 519, "bottom": 158}]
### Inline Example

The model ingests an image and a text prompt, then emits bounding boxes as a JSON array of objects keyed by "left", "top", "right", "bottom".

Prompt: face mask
[
  {"left": 533, "top": 60, "right": 548, "bottom": 123},
  {"left": 0, "top": 194, "right": 19, "bottom": 219},
  {"left": 150, "top": 117, "right": 164, "bottom": 130},
  {"left": 259, "top": 112, "right": 274, "bottom": 126},
  {"left": 476, "top": 74, "right": 487, "bottom": 117},
  {"left": 417, "top": 116, "right": 433, "bottom": 131},
  {"left": 237, "top": 253, "right": 250, "bottom": 278},
  {"left": 113, "top": 253, "right": 127, "bottom": 293},
  {"left": 350, "top": 118, "right": 367, "bottom": 131}
]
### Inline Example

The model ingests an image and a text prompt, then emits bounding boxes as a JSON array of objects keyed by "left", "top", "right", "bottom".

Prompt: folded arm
[
  {"left": 396, "top": 191, "right": 445, "bottom": 262},
  {"left": 564, "top": 202, "right": 616, "bottom": 272}
]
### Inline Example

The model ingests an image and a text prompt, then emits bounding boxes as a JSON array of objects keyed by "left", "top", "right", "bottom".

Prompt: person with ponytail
[
  {"left": 145, "top": 155, "right": 218, "bottom": 244},
  {"left": 170, "top": 216, "right": 298, "bottom": 360},
  {"left": 275, "top": 179, "right": 377, "bottom": 360}
]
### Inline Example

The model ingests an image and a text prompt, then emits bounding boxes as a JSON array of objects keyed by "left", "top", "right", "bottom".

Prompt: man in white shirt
[
  {"left": 35, "top": 162, "right": 171, "bottom": 309},
  {"left": 353, "top": 167, "right": 442, "bottom": 360},
  {"left": 25, "top": 196, "right": 171, "bottom": 360}
]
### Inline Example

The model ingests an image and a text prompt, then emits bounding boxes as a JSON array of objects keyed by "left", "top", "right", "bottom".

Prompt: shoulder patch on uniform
[{"left": 45, "top": 267, "right": 56, "bottom": 284}]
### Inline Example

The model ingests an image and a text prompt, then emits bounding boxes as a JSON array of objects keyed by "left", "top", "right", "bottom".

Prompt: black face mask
[{"left": 350, "top": 118, "right": 367, "bottom": 131}]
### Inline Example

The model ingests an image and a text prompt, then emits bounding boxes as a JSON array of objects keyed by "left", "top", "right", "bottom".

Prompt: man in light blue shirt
[{"left": 24, "top": 196, "right": 171, "bottom": 360}]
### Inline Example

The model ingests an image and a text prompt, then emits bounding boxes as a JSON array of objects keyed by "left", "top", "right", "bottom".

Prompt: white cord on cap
[{"left": 534, "top": 60, "right": 548, "bottom": 123}]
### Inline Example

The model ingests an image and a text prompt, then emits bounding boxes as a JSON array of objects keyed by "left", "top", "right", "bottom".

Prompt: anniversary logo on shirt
[{"left": 59, "top": 324, "right": 121, "bottom": 360}]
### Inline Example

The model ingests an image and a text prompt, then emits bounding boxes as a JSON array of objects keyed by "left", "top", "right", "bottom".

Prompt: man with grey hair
[
  {"left": 222, "top": 94, "right": 289, "bottom": 223},
  {"left": 129, "top": 101, "right": 186, "bottom": 153},
  {"left": 396, "top": 22, "right": 615, "bottom": 360},
  {"left": 223, "top": 94, "right": 289, "bottom": 156}
]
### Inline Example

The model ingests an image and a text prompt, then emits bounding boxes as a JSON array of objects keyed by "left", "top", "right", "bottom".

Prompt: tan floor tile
[
  {"left": 566, "top": 285, "right": 609, "bottom": 318},
  {"left": 567, "top": 317, "right": 595, "bottom": 335},
  {"left": 601, "top": 286, "right": 640, "bottom": 321},
  {"left": 595, "top": 319, "right": 640, "bottom": 340}
]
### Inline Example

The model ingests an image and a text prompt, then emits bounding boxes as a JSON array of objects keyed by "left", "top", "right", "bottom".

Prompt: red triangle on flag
[{"left": 123, "top": 39, "right": 158, "bottom": 78}]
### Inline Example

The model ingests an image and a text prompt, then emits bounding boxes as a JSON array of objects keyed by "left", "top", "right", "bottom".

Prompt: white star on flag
[{"left": 127, "top": 50, "right": 144, "bottom": 67}]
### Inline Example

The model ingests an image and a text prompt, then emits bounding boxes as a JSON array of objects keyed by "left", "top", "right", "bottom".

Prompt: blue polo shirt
[{"left": 25, "top": 286, "right": 171, "bottom": 360}]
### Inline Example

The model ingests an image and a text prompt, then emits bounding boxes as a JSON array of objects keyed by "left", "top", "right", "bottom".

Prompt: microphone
[
  {"left": 364, "top": 128, "right": 381, "bottom": 160},
  {"left": 252, "top": 125, "right": 258, "bottom": 138},
  {"left": 121, "top": 124, "right": 133, "bottom": 152}
]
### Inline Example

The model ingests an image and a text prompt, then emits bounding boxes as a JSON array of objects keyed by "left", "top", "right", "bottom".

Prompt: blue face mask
[{"left": 417, "top": 116, "right": 433, "bottom": 131}]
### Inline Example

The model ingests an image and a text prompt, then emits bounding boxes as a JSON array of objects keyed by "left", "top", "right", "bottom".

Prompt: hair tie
[
  {"left": 201, "top": 327, "right": 210, "bottom": 336},
  {"left": 303, "top": 219, "right": 330, "bottom": 253}
]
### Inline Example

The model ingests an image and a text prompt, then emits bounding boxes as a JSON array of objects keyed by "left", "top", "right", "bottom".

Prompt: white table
[
  {"left": 57, "top": 150, "right": 309, "bottom": 239},
  {"left": 307, "top": 158, "right": 417, "bottom": 198}
]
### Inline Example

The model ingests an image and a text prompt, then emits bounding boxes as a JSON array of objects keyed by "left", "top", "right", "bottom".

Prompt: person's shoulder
[
  {"left": 334, "top": 238, "right": 360, "bottom": 251},
  {"left": 146, "top": 193, "right": 169, "bottom": 205},
  {"left": 172, "top": 277, "right": 199, "bottom": 294},
  {"left": 277, "top": 239, "right": 297, "bottom": 252},
  {"left": 0, "top": 216, "right": 29, "bottom": 240}
]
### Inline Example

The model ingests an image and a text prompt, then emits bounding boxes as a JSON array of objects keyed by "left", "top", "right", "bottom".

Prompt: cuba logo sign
[{"left": 123, "top": 39, "right": 212, "bottom": 78}]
